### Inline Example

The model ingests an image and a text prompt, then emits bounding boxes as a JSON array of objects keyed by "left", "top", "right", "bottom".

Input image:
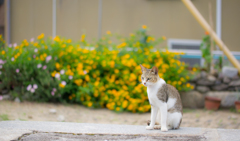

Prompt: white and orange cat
[{"left": 140, "top": 64, "right": 183, "bottom": 132}]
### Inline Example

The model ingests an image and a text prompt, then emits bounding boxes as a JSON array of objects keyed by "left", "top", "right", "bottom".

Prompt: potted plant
[
  {"left": 235, "top": 93, "right": 240, "bottom": 112},
  {"left": 205, "top": 96, "right": 221, "bottom": 110}
]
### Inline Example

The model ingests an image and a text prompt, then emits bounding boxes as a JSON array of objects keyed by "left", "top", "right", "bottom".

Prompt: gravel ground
[{"left": 0, "top": 100, "right": 240, "bottom": 129}]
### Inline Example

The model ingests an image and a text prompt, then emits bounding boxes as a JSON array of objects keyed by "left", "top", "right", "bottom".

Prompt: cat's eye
[
  {"left": 142, "top": 77, "right": 144, "bottom": 80},
  {"left": 147, "top": 78, "right": 151, "bottom": 81}
]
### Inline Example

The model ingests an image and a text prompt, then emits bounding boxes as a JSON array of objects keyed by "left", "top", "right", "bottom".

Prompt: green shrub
[{"left": 0, "top": 26, "right": 194, "bottom": 113}]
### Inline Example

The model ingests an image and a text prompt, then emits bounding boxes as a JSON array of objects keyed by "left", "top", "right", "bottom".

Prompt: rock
[
  {"left": 211, "top": 84, "right": 228, "bottom": 91},
  {"left": 207, "top": 75, "right": 216, "bottom": 82},
  {"left": 49, "top": 109, "right": 57, "bottom": 114},
  {"left": 28, "top": 115, "right": 33, "bottom": 119},
  {"left": 218, "top": 73, "right": 224, "bottom": 80},
  {"left": 223, "top": 77, "right": 231, "bottom": 84},
  {"left": 206, "top": 91, "right": 240, "bottom": 108},
  {"left": 200, "top": 71, "right": 207, "bottom": 78},
  {"left": 231, "top": 75, "right": 240, "bottom": 80},
  {"left": 229, "top": 80, "right": 240, "bottom": 87},
  {"left": 215, "top": 79, "right": 222, "bottom": 85},
  {"left": 222, "top": 66, "right": 238, "bottom": 78},
  {"left": 2, "top": 94, "right": 10, "bottom": 100},
  {"left": 14, "top": 97, "right": 20, "bottom": 103},
  {"left": 57, "top": 115, "right": 65, "bottom": 122},
  {"left": 196, "top": 86, "right": 210, "bottom": 93},
  {"left": 197, "top": 78, "right": 215, "bottom": 86},
  {"left": 180, "top": 91, "right": 205, "bottom": 108},
  {"left": 1, "top": 89, "right": 9, "bottom": 94}
]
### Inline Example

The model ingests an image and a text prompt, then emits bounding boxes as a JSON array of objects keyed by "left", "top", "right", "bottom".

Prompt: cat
[{"left": 140, "top": 64, "right": 183, "bottom": 132}]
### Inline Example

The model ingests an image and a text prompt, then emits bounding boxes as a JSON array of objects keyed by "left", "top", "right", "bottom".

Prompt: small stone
[
  {"left": 229, "top": 80, "right": 240, "bottom": 87},
  {"left": 207, "top": 75, "right": 216, "bottom": 82},
  {"left": 14, "top": 97, "right": 20, "bottom": 103},
  {"left": 196, "top": 86, "right": 210, "bottom": 93},
  {"left": 1, "top": 89, "right": 9, "bottom": 94},
  {"left": 201, "top": 71, "right": 207, "bottom": 78},
  {"left": 231, "top": 115, "right": 237, "bottom": 119},
  {"left": 195, "top": 119, "right": 199, "bottom": 122},
  {"left": 28, "top": 116, "right": 33, "bottom": 119},
  {"left": 211, "top": 84, "right": 228, "bottom": 91},
  {"left": 197, "top": 78, "right": 215, "bottom": 86},
  {"left": 231, "top": 75, "right": 240, "bottom": 80},
  {"left": 215, "top": 79, "right": 222, "bottom": 85},
  {"left": 2, "top": 95, "right": 10, "bottom": 100},
  {"left": 222, "top": 66, "right": 238, "bottom": 78},
  {"left": 218, "top": 73, "right": 224, "bottom": 80},
  {"left": 207, "top": 120, "right": 212, "bottom": 123},
  {"left": 49, "top": 109, "right": 57, "bottom": 114},
  {"left": 57, "top": 115, "right": 65, "bottom": 122},
  {"left": 223, "top": 77, "right": 231, "bottom": 84}
]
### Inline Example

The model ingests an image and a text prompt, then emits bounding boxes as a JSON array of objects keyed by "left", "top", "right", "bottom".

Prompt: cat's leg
[
  {"left": 167, "top": 112, "right": 182, "bottom": 130},
  {"left": 160, "top": 102, "right": 168, "bottom": 132},
  {"left": 154, "top": 109, "right": 161, "bottom": 129},
  {"left": 146, "top": 106, "right": 158, "bottom": 130}
]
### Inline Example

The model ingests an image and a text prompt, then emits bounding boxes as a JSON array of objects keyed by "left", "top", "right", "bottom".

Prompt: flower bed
[{"left": 0, "top": 26, "right": 194, "bottom": 113}]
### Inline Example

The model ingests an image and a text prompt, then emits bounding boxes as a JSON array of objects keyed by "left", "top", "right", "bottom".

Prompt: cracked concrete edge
[{"left": 0, "top": 128, "right": 32, "bottom": 141}]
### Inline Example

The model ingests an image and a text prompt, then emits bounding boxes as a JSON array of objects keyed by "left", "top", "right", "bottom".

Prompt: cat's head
[{"left": 140, "top": 64, "right": 159, "bottom": 87}]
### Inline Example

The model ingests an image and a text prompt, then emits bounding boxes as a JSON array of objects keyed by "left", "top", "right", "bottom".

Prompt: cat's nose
[{"left": 144, "top": 82, "right": 146, "bottom": 85}]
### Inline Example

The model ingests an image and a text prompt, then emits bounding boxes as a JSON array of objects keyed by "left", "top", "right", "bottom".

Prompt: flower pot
[
  {"left": 235, "top": 101, "right": 240, "bottom": 113},
  {"left": 205, "top": 96, "right": 221, "bottom": 110}
]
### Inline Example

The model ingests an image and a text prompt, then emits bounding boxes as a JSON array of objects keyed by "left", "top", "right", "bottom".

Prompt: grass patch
[{"left": 0, "top": 114, "right": 9, "bottom": 121}]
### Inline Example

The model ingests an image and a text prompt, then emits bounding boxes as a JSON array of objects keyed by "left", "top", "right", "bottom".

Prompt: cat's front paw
[
  {"left": 161, "top": 127, "right": 168, "bottom": 132},
  {"left": 154, "top": 125, "right": 161, "bottom": 130},
  {"left": 146, "top": 126, "right": 154, "bottom": 130}
]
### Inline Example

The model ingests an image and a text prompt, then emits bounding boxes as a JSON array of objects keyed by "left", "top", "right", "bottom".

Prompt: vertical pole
[
  {"left": 216, "top": 0, "right": 222, "bottom": 40},
  {"left": 98, "top": 0, "right": 102, "bottom": 39},
  {"left": 6, "top": 0, "right": 10, "bottom": 45},
  {"left": 52, "top": 0, "right": 56, "bottom": 39}
]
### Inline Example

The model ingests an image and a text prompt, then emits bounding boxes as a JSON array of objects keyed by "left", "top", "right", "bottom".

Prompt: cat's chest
[{"left": 147, "top": 86, "right": 160, "bottom": 104}]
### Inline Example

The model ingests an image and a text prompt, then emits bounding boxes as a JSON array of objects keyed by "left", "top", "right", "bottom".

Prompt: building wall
[{"left": 6, "top": 0, "right": 240, "bottom": 51}]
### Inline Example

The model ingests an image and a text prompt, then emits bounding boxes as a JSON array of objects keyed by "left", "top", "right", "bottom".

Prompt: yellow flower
[
  {"left": 81, "top": 34, "right": 85, "bottom": 42},
  {"left": 106, "top": 31, "right": 111, "bottom": 34},
  {"left": 85, "top": 75, "right": 90, "bottom": 82},
  {"left": 110, "top": 61, "right": 115, "bottom": 68},
  {"left": 116, "top": 107, "right": 120, "bottom": 111},
  {"left": 59, "top": 83, "right": 65, "bottom": 88},
  {"left": 162, "top": 36, "right": 166, "bottom": 40},
  {"left": 37, "top": 33, "right": 44, "bottom": 40},
  {"left": 55, "top": 63, "right": 60, "bottom": 70},
  {"left": 1, "top": 50, "right": 5, "bottom": 55},
  {"left": 88, "top": 102, "right": 93, "bottom": 107},
  {"left": 142, "top": 25, "right": 147, "bottom": 29},
  {"left": 192, "top": 67, "right": 197, "bottom": 72},
  {"left": 186, "top": 83, "right": 191, "bottom": 87},
  {"left": 54, "top": 36, "right": 60, "bottom": 42},
  {"left": 51, "top": 71, "right": 57, "bottom": 77},
  {"left": 114, "top": 69, "right": 119, "bottom": 74}
]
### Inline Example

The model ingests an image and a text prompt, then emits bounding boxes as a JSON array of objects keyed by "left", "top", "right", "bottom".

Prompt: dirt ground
[{"left": 0, "top": 100, "right": 240, "bottom": 129}]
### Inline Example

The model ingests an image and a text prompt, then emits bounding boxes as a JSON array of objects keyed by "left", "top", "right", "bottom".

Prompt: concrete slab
[{"left": 0, "top": 121, "right": 239, "bottom": 141}]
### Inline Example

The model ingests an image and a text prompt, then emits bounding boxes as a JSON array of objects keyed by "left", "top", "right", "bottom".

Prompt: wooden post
[{"left": 182, "top": 0, "right": 240, "bottom": 74}]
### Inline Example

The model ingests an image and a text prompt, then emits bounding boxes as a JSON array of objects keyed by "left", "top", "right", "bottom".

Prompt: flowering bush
[{"left": 0, "top": 26, "right": 194, "bottom": 113}]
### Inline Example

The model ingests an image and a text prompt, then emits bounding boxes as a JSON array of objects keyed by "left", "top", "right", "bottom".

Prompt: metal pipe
[
  {"left": 52, "top": 0, "right": 56, "bottom": 38},
  {"left": 182, "top": 0, "right": 240, "bottom": 73},
  {"left": 98, "top": 0, "right": 102, "bottom": 39}
]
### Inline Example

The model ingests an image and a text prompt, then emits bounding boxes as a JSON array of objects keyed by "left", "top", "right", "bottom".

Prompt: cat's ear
[
  {"left": 151, "top": 66, "right": 158, "bottom": 75},
  {"left": 140, "top": 64, "right": 147, "bottom": 73}
]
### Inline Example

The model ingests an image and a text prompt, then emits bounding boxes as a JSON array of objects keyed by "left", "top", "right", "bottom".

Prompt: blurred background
[{"left": 0, "top": 0, "right": 240, "bottom": 129}]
